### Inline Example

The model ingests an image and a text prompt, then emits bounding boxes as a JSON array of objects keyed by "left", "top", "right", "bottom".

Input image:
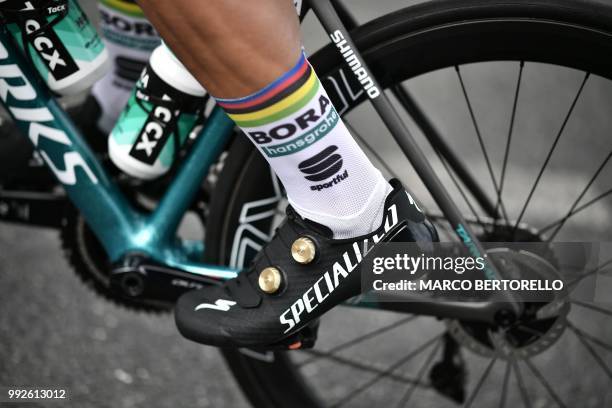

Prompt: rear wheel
[{"left": 206, "top": 0, "right": 612, "bottom": 406}]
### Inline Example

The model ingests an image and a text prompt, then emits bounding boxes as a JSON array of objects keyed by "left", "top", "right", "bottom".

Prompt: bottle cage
[
  {"left": 0, "top": 0, "right": 70, "bottom": 73},
  {"left": 133, "top": 78, "right": 208, "bottom": 171},
  {"left": 0, "top": 0, "right": 209, "bottom": 173}
]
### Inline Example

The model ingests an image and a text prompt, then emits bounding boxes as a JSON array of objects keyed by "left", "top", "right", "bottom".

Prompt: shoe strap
[{"left": 224, "top": 272, "right": 262, "bottom": 308}]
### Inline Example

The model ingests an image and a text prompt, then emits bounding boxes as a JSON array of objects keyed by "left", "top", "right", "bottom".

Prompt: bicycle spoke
[
  {"left": 298, "top": 315, "right": 418, "bottom": 367},
  {"left": 567, "top": 322, "right": 612, "bottom": 378},
  {"left": 463, "top": 357, "right": 498, "bottom": 408},
  {"left": 523, "top": 358, "right": 567, "bottom": 408},
  {"left": 565, "top": 258, "right": 612, "bottom": 289},
  {"left": 329, "top": 334, "right": 443, "bottom": 408},
  {"left": 512, "top": 361, "right": 533, "bottom": 408},
  {"left": 515, "top": 323, "right": 546, "bottom": 337},
  {"left": 435, "top": 146, "right": 484, "bottom": 227},
  {"left": 571, "top": 299, "right": 612, "bottom": 318},
  {"left": 499, "top": 362, "right": 512, "bottom": 408},
  {"left": 538, "top": 187, "right": 612, "bottom": 234},
  {"left": 456, "top": 66, "right": 503, "bottom": 219},
  {"left": 301, "top": 349, "right": 421, "bottom": 385},
  {"left": 346, "top": 121, "right": 400, "bottom": 181},
  {"left": 513, "top": 72, "right": 590, "bottom": 233},
  {"left": 566, "top": 321, "right": 612, "bottom": 352},
  {"left": 394, "top": 336, "right": 443, "bottom": 408},
  {"left": 546, "top": 149, "right": 612, "bottom": 241},
  {"left": 495, "top": 61, "right": 524, "bottom": 224}
]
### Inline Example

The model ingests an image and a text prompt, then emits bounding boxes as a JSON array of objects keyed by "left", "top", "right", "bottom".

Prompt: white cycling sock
[
  {"left": 215, "top": 52, "right": 391, "bottom": 239},
  {"left": 92, "top": 0, "right": 161, "bottom": 133}
]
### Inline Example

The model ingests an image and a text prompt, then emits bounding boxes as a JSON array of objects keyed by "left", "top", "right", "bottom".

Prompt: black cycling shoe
[{"left": 175, "top": 179, "right": 437, "bottom": 349}]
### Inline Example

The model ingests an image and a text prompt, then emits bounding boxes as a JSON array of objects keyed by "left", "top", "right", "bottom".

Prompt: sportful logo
[
  {"left": 330, "top": 30, "right": 380, "bottom": 99},
  {"left": 298, "top": 145, "right": 349, "bottom": 191},
  {"left": 0, "top": 41, "right": 98, "bottom": 185},
  {"left": 299, "top": 145, "right": 342, "bottom": 181},
  {"left": 279, "top": 204, "right": 399, "bottom": 333}
]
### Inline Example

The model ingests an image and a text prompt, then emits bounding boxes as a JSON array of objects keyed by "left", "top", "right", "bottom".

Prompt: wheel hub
[{"left": 447, "top": 245, "right": 570, "bottom": 360}]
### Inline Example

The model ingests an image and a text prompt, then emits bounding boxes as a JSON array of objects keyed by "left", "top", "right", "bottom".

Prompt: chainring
[
  {"left": 59, "top": 164, "right": 218, "bottom": 313},
  {"left": 2, "top": 101, "right": 227, "bottom": 312},
  {"left": 60, "top": 205, "right": 167, "bottom": 312}
]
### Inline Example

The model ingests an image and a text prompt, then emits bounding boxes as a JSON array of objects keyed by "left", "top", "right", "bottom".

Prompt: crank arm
[
  {"left": 0, "top": 189, "right": 66, "bottom": 228},
  {"left": 110, "top": 256, "right": 221, "bottom": 306},
  {"left": 349, "top": 291, "right": 512, "bottom": 325},
  {"left": 371, "top": 298, "right": 511, "bottom": 325}
]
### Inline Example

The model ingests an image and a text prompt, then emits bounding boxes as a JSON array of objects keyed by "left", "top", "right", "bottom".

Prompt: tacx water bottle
[
  {"left": 108, "top": 43, "right": 207, "bottom": 179},
  {"left": 0, "top": 0, "right": 110, "bottom": 95}
]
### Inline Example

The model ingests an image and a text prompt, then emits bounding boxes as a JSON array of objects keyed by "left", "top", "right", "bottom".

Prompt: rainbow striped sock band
[
  {"left": 100, "top": 0, "right": 146, "bottom": 17},
  {"left": 216, "top": 52, "right": 320, "bottom": 128}
]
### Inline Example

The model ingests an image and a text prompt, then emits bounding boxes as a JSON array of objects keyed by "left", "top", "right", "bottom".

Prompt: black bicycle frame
[{"left": 329, "top": 0, "right": 499, "bottom": 219}]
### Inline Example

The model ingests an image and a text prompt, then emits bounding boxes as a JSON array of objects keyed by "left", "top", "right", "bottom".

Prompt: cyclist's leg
[
  {"left": 137, "top": 0, "right": 435, "bottom": 348},
  {"left": 138, "top": 0, "right": 391, "bottom": 239},
  {"left": 137, "top": 0, "right": 300, "bottom": 98}
]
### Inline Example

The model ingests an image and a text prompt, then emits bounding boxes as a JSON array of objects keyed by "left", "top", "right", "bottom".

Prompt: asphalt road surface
[{"left": 2, "top": 1, "right": 612, "bottom": 407}]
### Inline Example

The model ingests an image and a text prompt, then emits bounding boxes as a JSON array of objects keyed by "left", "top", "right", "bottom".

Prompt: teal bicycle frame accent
[{"left": 0, "top": 27, "right": 238, "bottom": 279}]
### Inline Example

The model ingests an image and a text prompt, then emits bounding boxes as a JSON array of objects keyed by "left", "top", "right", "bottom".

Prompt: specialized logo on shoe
[
  {"left": 195, "top": 299, "right": 237, "bottom": 312},
  {"left": 279, "top": 204, "right": 399, "bottom": 333},
  {"left": 246, "top": 95, "right": 340, "bottom": 158},
  {"left": 298, "top": 146, "right": 349, "bottom": 190},
  {"left": 406, "top": 191, "right": 423, "bottom": 213}
]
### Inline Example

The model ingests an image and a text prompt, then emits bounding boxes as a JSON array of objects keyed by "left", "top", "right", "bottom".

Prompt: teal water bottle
[
  {"left": 108, "top": 43, "right": 207, "bottom": 179},
  {"left": 0, "top": 0, "right": 110, "bottom": 95}
]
